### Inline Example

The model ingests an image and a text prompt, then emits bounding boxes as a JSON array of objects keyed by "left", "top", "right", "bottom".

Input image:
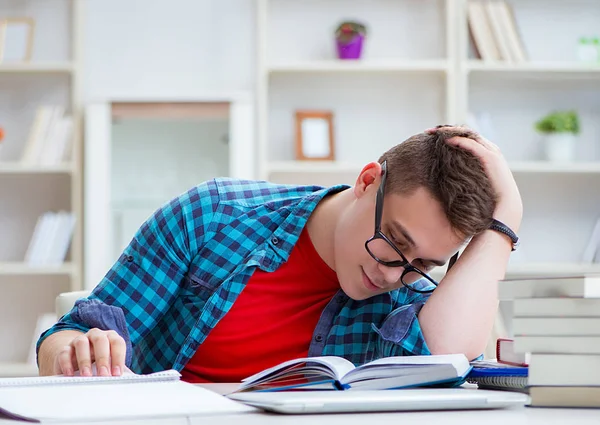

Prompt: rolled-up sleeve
[
  {"left": 36, "top": 181, "right": 218, "bottom": 365},
  {"left": 372, "top": 280, "right": 434, "bottom": 357}
]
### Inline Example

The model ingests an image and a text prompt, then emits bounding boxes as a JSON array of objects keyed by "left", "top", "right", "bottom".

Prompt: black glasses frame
[{"left": 364, "top": 161, "right": 459, "bottom": 294}]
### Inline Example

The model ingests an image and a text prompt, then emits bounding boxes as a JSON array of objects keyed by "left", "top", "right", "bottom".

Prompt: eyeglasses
[{"left": 364, "top": 161, "right": 459, "bottom": 294}]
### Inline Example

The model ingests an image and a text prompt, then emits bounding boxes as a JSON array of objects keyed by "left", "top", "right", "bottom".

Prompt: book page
[
  {"left": 240, "top": 356, "right": 355, "bottom": 389},
  {"left": 350, "top": 354, "right": 470, "bottom": 379}
]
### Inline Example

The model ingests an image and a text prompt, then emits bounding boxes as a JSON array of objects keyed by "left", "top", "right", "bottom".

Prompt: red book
[{"left": 496, "top": 338, "right": 529, "bottom": 367}]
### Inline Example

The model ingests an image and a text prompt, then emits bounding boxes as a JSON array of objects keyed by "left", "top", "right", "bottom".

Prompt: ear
[{"left": 353, "top": 162, "right": 382, "bottom": 199}]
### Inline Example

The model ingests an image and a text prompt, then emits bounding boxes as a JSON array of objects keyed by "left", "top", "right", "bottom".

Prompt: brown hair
[{"left": 378, "top": 128, "right": 497, "bottom": 238}]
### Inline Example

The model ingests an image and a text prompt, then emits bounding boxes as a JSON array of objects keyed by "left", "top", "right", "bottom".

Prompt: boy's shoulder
[{"left": 212, "top": 177, "right": 332, "bottom": 208}]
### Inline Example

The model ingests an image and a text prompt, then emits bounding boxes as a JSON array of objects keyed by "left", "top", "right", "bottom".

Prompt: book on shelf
[
  {"left": 529, "top": 386, "right": 600, "bottom": 408},
  {"left": 20, "top": 105, "right": 73, "bottom": 166},
  {"left": 514, "top": 336, "right": 600, "bottom": 355},
  {"left": 237, "top": 354, "right": 471, "bottom": 392},
  {"left": 467, "top": 1, "right": 500, "bottom": 61},
  {"left": 484, "top": 1, "right": 513, "bottom": 62},
  {"left": 24, "top": 211, "right": 75, "bottom": 266},
  {"left": 496, "top": 0, "right": 527, "bottom": 62},
  {"left": 467, "top": 1, "right": 527, "bottom": 62},
  {"left": 499, "top": 274, "right": 600, "bottom": 300}
]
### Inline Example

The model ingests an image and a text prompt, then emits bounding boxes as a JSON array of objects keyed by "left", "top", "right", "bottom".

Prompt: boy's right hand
[{"left": 56, "top": 328, "right": 126, "bottom": 376}]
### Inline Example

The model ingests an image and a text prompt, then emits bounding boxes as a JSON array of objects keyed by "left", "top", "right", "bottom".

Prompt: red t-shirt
[{"left": 181, "top": 227, "right": 340, "bottom": 383}]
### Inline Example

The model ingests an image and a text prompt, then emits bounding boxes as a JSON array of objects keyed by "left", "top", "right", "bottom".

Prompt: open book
[
  {"left": 238, "top": 354, "right": 471, "bottom": 392},
  {"left": 0, "top": 369, "right": 253, "bottom": 422}
]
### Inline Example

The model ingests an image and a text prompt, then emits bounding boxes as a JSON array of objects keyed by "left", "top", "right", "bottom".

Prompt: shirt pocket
[{"left": 179, "top": 272, "right": 221, "bottom": 308}]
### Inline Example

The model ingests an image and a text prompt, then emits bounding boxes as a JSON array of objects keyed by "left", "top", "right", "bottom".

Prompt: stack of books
[{"left": 501, "top": 275, "right": 600, "bottom": 407}]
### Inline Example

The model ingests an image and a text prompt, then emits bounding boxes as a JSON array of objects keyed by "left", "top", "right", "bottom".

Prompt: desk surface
[{"left": 1, "top": 383, "right": 598, "bottom": 425}]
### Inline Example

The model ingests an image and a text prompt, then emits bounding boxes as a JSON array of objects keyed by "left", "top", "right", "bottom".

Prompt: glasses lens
[
  {"left": 367, "top": 238, "right": 403, "bottom": 263},
  {"left": 401, "top": 269, "right": 426, "bottom": 286}
]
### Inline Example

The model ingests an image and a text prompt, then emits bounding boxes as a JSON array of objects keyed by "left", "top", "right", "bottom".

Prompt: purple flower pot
[{"left": 336, "top": 34, "right": 364, "bottom": 60}]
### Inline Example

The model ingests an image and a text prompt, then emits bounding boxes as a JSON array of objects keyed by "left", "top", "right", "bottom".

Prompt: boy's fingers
[{"left": 107, "top": 331, "right": 127, "bottom": 376}]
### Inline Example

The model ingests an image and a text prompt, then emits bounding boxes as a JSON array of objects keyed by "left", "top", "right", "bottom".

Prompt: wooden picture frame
[
  {"left": 295, "top": 110, "right": 335, "bottom": 161},
  {"left": 0, "top": 17, "right": 36, "bottom": 63}
]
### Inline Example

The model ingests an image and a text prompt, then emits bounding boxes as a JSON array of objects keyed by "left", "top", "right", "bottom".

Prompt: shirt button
[
  {"left": 315, "top": 334, "right": 323, "bottom": 343},
  {"left": 271, "top": 236, "right": 279, "bottom": 245},
  {"left": 126, "top": 255, "right": 134, "bottom": 262}
]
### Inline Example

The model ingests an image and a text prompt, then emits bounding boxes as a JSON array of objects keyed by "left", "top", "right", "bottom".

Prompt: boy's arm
[
  {"left": 418, "top": 128, "right": 522, "bottom": 360},
  {"left": 37, "top": 181, "right": 218, "bottom": 375}
]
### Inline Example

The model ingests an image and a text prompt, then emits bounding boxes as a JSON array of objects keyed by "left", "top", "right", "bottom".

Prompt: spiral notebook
[
  {"left": 467, "top": 360, "right": 528, "bottom": 393},
  {"left": 0, "top": 369, "right": 253, "bottom": 422}
]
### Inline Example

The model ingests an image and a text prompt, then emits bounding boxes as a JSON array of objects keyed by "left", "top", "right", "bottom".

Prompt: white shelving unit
[
  {"left": 0, "top": 62, "right": 75, "bottom": 73},
  {"left": 0, "top": 0, "right": 83, "bottom": 377},
  {"left": 256, "top": 0, "right": 600, "bottom": 280},
  {"left": 268, "top": 59, "right": 450, "bottom": 73}
]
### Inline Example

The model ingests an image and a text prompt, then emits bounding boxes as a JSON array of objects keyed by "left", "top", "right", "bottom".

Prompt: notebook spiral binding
[{"left": 467, "top": 375, "right": 528, "bottom": 392}]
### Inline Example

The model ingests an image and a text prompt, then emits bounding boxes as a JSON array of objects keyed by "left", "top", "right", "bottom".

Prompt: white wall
[{"left": 83, "top": 0, "right": 256, "bottom": 100}]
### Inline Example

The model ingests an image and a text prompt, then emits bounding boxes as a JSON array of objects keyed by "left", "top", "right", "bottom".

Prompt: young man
[{"left": 37, "top": 126, "right": 522, "bottom": 382}]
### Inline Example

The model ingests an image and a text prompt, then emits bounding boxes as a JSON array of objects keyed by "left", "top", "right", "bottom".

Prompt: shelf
[
  {"left": 0, "top": 62, "right": 75, "bottom": 74},
  {"left": 0, "top": 362, "right": 38, "bottom": 377},
  {"left": 509, "top": 161, "right": 600, "bottom": 174},
  {"left": 465, "top": 61, "right": 600, "bottom": 75},
  {"left": 268, "top": 161, "right": 362, "bottom": 174},
  {"left": 0, "top": 162, "right": 74, "bottom": 175},
  {"left": 0, "top": 262, "right": 75, "bottom": 276},
  {"left": 268, "top": 59, "right": 450, "bottom": 73},
  {"left": 269, "top": 160, "right": 600, "bottom": 175}
]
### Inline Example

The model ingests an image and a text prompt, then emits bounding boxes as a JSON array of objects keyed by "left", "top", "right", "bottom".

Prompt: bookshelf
[
  {"left": 256, "top": 0, "right": 600, "bottom": 281},
  {"left": 0, "top": 62, "right": 75, "bottom": 73},
  {"left": 0, "top": 0, "right": 83, "bottom": 377}
]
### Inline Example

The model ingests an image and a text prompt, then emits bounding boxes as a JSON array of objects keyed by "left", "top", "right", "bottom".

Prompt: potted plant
[
  {"left": 335, "top": 21, "right": 367, "bottom": 60},
  {"left": 534, "top": 110, "right": 580, "bottom": 162}
]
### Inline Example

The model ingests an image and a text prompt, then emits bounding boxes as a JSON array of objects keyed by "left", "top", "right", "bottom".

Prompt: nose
[{"left": 376, "top": 262, "right": 405, "bottom": 286}]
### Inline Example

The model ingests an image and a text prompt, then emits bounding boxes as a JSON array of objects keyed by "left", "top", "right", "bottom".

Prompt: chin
[{"left": 338, "top": 279, "right": 368, "bottom": 301}]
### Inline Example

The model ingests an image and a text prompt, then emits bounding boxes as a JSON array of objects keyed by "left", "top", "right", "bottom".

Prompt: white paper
[{"left": 301, "top": 118, "right": 330, "bottom": 158}]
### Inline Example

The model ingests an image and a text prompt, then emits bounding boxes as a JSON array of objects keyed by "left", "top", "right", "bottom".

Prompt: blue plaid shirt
[{"left": 38, "top": 178, "right": 433, "bottom": 374}]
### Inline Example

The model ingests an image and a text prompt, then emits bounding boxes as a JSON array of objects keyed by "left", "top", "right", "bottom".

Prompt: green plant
[
  {"left": 534, "top": 110, "right": 580, "bottom": 134},
  {"left": 335, "top": 21, "right": 367, "bottom": 44}
]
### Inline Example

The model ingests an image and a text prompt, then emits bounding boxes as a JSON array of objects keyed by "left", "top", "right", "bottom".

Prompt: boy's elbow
[{"left": 427, "top": 339, "right": 484, "bottom": 362}]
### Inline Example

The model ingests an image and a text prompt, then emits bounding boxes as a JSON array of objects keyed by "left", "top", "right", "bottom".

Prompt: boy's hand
[
  {"left": 56, "top": 328, "right": 126, "bottom": 377},
  {"left": 426, "top": 125, "right": 523, "bottom": 232}
]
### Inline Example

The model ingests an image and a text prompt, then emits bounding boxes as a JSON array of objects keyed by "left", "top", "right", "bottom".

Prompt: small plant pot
[
  {"left": 544, "top": 133, "right": 577, "bottom": 162},
  {"left": 336, "top": 34, "right": 364, "bottom": 60}
]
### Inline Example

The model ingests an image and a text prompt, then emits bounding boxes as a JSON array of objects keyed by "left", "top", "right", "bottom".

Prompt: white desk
[{"left": 1, "top": 384, "right": 598, "bottom": 425}]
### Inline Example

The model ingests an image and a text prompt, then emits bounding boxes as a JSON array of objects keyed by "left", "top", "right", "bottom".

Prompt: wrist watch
[{"left": 489, "top": 218, "right": 520, "bottom": 251}]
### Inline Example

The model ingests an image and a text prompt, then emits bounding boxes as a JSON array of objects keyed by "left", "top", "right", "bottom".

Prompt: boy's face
[{"left": 334, "top": 163, "right": 465, "bottom": 301}]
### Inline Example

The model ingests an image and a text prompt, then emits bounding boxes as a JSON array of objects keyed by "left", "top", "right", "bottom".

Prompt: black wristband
[{"left": 489, "top": 218, "right": 520, "bottom": 251}]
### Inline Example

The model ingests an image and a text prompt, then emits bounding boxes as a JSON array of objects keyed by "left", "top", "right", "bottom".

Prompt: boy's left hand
[{"left": 425, "top": 126, "right": 523, "bottom": 232}]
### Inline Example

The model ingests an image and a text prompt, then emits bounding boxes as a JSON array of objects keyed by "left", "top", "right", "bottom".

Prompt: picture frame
[
  {"left": 0, "top": 17, "right": 36, "bottom": 63},
  {"left": 295, "top": 110, "right": 335, "bottom": 161}
]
